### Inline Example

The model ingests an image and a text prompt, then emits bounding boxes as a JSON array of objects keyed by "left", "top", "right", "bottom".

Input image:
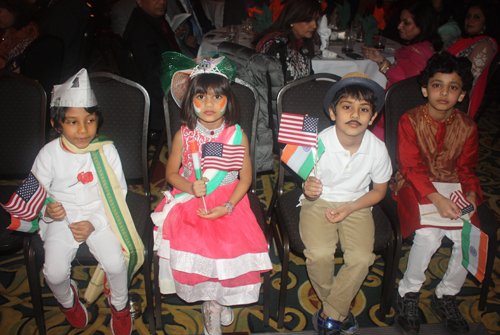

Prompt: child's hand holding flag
[{"left": 1, "top": 171, "right": 54, "bottom": 233}]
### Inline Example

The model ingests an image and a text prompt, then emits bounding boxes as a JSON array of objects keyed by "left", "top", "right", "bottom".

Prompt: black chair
[
  {"left": 382, "top": 74, "right": 497, "bottom": 312},
  {"left": 23, "top": 72, "right": 155, "bottom": 335},
  {"left": 0, "top": 71, "right": 46, "bottom": 253},
  {"left": 19, "top": 34, "right": 65, "bottom": 95},
  {"left": 110, "top": 32, "right": 140, "bottom": 82},
  {"left": 153, "top": 78, "right": 271, "bottom": 330},
  {"left": 267, "top": 73, "right": 397, "bottom": 329}
]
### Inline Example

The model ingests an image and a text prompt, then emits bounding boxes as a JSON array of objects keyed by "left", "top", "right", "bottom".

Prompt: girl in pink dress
[{"left": 151, "top": 53, "right": 272, "bottom": 335}]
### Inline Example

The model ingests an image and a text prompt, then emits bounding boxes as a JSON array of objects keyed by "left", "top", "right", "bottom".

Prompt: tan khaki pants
[{"left": 299, "top": 198, "right": 375, "bottom": 321}]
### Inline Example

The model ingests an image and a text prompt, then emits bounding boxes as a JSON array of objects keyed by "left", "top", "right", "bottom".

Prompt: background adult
[
  {"left": 0, "top": 0, "right": 40, "bottom": 71},
  {"left": 362, "top": 1, "right": 441, "bottom": 88},
  {"left": 445, "top": 1, "right": 498, "bottom": 118},
  {"left": 253, "top": 0, "right": 322, "bottom": 84},
  {"left": 362, "top": 0, "right": 441, "bottom": 140},
  {"left": 431, "top": 0, "right": 461, "bottom": 45},
  {"left": 123, "top": 0, "right": 181, "bottom": 139}
]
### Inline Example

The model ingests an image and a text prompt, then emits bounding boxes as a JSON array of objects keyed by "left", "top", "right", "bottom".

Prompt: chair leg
[
  {"left": 263, "top": 270, "right": 270, "bottom": 327},
  {"left": 379, "top": 239, "right": 396, "bottom": 320},
  {"left": 148, "top": 130, "right": 166, "bottom": 183},
  {"left": 479, "top": 233, "right": 496, "bottom": 310},
  {"left": 143, "top": 230, "right": 156, "bottom": 334},
  {"left": 153, "top": 252, "right": 163, "bottom": 330},
  {"left": 24, "top": 236, "right": 46, "bottom": 335},
  {"left": 277, "top": 247, "right": 290, "bottom": 329}
]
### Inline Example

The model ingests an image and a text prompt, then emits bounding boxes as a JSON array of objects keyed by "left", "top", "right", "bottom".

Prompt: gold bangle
[{"left": 379, "top": 60, "right": 390, "bottom": 74}]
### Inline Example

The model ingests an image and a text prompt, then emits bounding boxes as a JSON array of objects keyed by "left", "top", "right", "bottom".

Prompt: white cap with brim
[{"left": 50, "top": 68, "right": 98, "bottom": 108}]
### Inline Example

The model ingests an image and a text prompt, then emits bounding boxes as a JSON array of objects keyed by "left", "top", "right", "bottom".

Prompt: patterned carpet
[{"left": 1, "top": 84, "right": 500, "bottom": 334}]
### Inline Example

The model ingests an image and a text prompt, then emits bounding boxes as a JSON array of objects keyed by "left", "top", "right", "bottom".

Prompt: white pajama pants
[
  {"left": 398, "top": 228, "right": 468, "bottom": 299},
  {"left": 43, "top": 225, "right": 128, "bottom": 310}
]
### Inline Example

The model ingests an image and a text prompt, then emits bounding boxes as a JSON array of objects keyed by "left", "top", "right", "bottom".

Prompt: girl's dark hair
[
  {"left": 180, "top": 74, "right": 240, "bottom": 130},
  {"left": 0, "top": 0, "right": 36, "bottom": 30},
  {"left": 51, "top": 106, "right": 103, "bottom": 133},
  {"left": 462, "top": 1, "right": 497, "bottom": 40},
  {"left": 403, "top": 1, "right": 443, "bottom": 51},
  {"left": 329, "top": 85, "right": 378, "bottom": 114},
  {"left": 418, "top": 51, "right": 474, "bottom": 92},
  {"left": 253, "top": 0, "right": 322, "bottom": 57}
]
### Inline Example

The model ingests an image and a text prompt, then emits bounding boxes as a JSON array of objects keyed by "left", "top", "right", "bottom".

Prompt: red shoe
[
  {"left": 110, "top": 299, "right": 133, "bottom": 335},
  {"left": 60, "top": 280, "right": 88, "bottom": 328}
]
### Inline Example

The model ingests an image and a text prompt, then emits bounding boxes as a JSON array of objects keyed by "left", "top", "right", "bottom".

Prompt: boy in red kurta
[{"left": 393, "top": 52, "right": 480, "bottom": 335}]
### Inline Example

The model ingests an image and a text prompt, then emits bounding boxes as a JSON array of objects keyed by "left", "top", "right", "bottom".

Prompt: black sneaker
[
  {"left": 340, "top": 311, "right": 359, "bottom": 334},
  {"left": 396, "top": 292, "right": 420, "bottom": 335},
  {"left": 313, "top": 310, "right": 341, "bottom": 335},
  {"left": 431, "top": 294, "right": 470, "bottom": 335}
]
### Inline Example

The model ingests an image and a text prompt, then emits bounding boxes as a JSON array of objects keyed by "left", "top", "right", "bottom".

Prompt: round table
[
  {"left": 198, "top": 30, "right": 401, "bottom": 88},
  {"left": 312, "top": 39, "right": 401, "bottom": 87}
]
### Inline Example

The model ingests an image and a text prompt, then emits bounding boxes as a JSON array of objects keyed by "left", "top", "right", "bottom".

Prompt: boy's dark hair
[
  {"left": 418, "top": 52, "right": 474, "bottom": 92},
  {"left": 51, "top": 106, "right": 103, "bottom": 133},
  {"left": 329, "top": 85, "right": 378, "bottom": 114},
  {"left": 180, "top": 74, "right": 240, "bottom": 130}
]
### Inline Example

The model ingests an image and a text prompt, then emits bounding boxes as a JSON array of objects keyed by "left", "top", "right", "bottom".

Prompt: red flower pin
[{"left": 77, "top": 172, "right": 94, "bottom": 184}]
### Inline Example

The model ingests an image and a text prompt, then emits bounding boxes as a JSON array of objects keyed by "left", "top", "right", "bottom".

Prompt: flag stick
[
  {"left": 190, "top": 142, "right": 207, "bottom": 214},
  {"left": 314, "top": 128, "right": 319, "bottom": 177}
]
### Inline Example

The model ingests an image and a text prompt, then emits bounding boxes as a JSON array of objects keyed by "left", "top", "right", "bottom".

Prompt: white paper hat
[{"left": 50, "top": 68, "right": 98, "bottom": 108}]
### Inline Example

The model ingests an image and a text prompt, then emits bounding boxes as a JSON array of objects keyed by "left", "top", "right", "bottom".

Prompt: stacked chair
[{"left": 0, "top": 71, "right": 46, "bottom": 253}]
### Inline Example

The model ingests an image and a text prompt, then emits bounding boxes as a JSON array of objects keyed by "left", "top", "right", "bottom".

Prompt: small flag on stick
[
  {"left": 1, "top": 172, "right": 47, "bottom": 221},
  {"left": 201, "top": 142, "right": 245, "bottom": 171},
  {"left": 278, "top": 113, "right": 319, "bottom": 148},
  {"left": 281, "top": 139, "right": 325, "bottom": 180},
  {"left": 450, "top": 190, "right": 474, "bottom": 216},
  {"left": 461, "top": 218, "right": 488, "bottom": 282}
]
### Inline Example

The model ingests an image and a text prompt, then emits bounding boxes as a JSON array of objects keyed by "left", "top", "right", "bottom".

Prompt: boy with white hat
[
  {"left": 31, "top": 68, "right": 143, "bottom": 335},
  {"left": 300, "top": 72, "right": 392, "bottom": 334}
]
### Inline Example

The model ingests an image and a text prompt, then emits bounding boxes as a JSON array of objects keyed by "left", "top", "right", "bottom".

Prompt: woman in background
[
  {"left": 0, "top": 0, "right": 40, "bottom": 71},
  {"left": 361, "top": 1, "right": 440, "bottom": 140},
  {"left": 254, "top": 0, "right": 321, "bottom": 84},
  {"left": 445, "top": 1, "right": 497, "bottom": 118}
]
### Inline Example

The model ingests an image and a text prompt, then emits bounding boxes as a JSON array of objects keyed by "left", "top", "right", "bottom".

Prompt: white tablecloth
[
  {"left": 198, "top": 27, "right": 252, "bottom": 56},
  {"left": 199, "top": 30, "right": 401, "bottom": 88},
  {"left": 313, "top": 39, "right": 401, "bottom": 87}
]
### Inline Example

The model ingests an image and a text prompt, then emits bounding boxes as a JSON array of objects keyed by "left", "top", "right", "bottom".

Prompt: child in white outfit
[{"left": 32, "top": 68, "right": 141, "bottom": 335}]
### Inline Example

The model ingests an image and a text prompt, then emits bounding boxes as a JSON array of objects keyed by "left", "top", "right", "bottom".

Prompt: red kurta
[{"left": 393, "top": 104, "right": 482, "bottom": 238}]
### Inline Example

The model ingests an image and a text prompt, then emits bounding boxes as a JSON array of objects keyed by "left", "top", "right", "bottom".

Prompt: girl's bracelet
[{"left": 224, "top": 202, "right": 234, "bottom": 215}]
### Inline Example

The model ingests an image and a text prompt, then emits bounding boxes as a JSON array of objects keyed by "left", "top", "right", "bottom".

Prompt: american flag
[
  {"left": 450, "top": 190, "right": 474, "bottom": 216},
  {"left": 278, "top": 113, "right": 319, "bottom": 148},
  {"left": 201, "top": 142, "right": 245, "bottom": 171},
  {"left": 1, "top": 172, "right": 47, "bottom": 221}
]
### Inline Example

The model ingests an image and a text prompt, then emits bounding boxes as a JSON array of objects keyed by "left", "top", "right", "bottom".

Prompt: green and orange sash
[{"left": 61, "top": 135, "right": 144, "bottom": 304}]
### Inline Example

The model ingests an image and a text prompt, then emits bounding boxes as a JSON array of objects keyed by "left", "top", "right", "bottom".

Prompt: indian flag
[
  {"left": 281, "top": 139, "right": 325, "bottom": 180},
  {"left": 8, "top": 217, "right": 39, "bottom": 233},
  {"left": 461, "top": 218, "right": 488, "bottom": 282}
]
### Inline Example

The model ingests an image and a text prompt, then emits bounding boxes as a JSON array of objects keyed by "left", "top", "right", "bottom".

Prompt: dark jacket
[{"left": 123, "top": 7, "right": 178, "bottom": 130}]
